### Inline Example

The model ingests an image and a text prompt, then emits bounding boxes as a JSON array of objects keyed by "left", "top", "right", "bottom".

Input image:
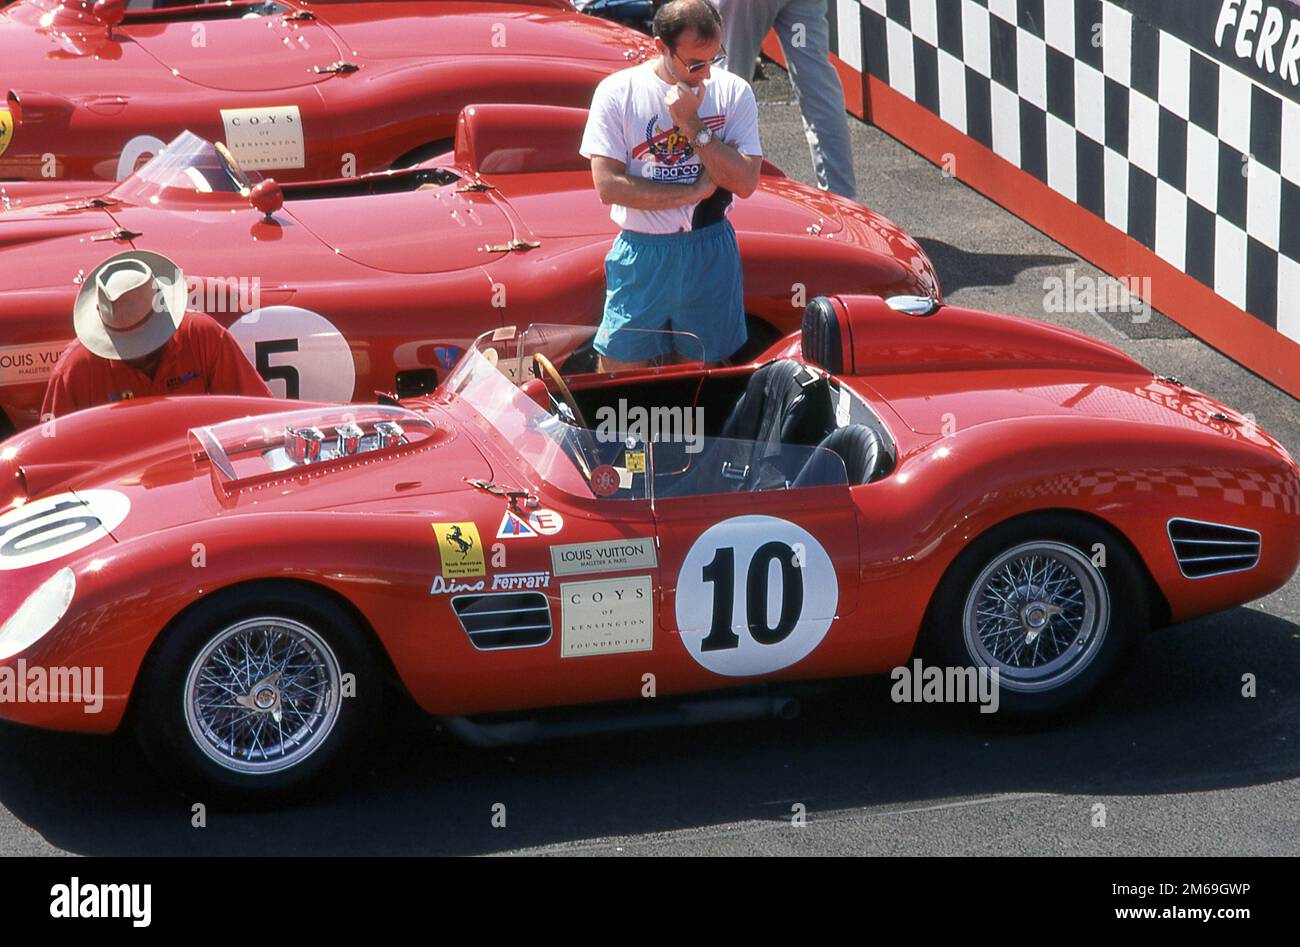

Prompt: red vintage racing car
[
  {"left": 0, "top": 104, "right": 939, "bottom": 435},
  {"left": 0, "top": 0, "right": 654, "bottom": 182},
  {"left": 1, "top": 298, "right": 1297, "bottom": 798}
]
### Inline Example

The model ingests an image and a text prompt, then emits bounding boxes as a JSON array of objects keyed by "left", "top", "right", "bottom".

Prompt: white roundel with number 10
[
  {"left": 0, "top": 490, "right": 130, "bottom": 571},
  {"left": 675, "top": 515, "right": 838, "bottom": 677}
]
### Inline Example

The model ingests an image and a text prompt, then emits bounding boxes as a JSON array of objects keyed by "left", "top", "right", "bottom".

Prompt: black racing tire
[
  {"left": 919, "top": 513, "right": 1149, "bottom": 715},
  {"left": 131, "top": 583, "right": 381, "bottom": 804}
]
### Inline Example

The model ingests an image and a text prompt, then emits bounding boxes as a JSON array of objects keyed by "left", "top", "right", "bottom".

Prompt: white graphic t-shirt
[{"left": 580, "top": 61, "right": 763, "bottom": 234}]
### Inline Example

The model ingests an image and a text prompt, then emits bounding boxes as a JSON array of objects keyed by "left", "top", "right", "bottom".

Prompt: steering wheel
[
  {"left": 531, "top": 353, "right": 598, "bottom": 480},
  {"left": 531, "top": 353, "right": 590, "bottom": 429},
  {"left": 214, "top": 141, "right": 253, "bottom": 194}
]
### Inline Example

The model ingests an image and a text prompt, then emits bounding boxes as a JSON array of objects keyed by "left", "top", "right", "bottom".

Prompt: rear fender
[{"left": 860, "top": 415, "right": 1300, "bottom": 642}]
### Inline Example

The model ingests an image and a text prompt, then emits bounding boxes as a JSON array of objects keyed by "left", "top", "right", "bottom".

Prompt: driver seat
[
  {"left": 718, "top": 359, "right": 831, "bottom": 447},
  {"left": 702, "top": 359, "right": 834, "bottom": 491}
]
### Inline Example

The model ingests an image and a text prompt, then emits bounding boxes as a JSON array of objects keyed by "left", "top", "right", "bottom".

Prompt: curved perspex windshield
[
  {"left": 111, "top": 131, "right": 261, "bottom": 203},
  {"left": 443, "top": 325, "right": 848, "bottom": 501}
]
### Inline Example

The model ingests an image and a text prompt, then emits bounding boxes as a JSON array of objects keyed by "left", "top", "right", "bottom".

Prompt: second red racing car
[
  {"left": 0, "top": 103, "right": 939, "bottom": 435},
  {"left": 0, "top": 0, "right": 655, "bottom": 182}
]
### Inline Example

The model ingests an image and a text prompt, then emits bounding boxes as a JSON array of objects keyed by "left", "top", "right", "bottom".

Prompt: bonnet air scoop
[{"left": 189, "top": 405, "right": 441, "bottom": 496}]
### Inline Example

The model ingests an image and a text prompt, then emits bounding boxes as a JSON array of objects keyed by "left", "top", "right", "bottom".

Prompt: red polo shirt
[{"left": 42, "top": 311, "right": 273, "bottom": 419}]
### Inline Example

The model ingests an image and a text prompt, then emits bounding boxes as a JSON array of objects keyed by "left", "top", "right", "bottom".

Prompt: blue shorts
[{"left": 595, "top": 220, "right": 747, "bottom": 363}]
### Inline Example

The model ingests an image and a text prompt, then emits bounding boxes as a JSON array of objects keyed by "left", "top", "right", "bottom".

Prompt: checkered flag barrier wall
[{"left": 816, "top": 0, "right": 1300, "bottom": 379}]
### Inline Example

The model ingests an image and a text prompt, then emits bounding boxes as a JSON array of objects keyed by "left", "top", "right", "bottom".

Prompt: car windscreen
[
  {"left": 110, "top": 131, "right": 261, "bottom": 204},
  {"left": 443, "top": 325, "right": 707, "bottom": 501},
  {"left": 443, "top": 325, "right": 850, "bottom": 501}
]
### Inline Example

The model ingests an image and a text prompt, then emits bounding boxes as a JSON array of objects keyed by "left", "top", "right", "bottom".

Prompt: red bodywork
[
  {"left": 0, "top": 104, "right": 940, "bottom": 433},
  {"left": 0, "top": 0, "right": 653, "bottom": 181},
  {"left": 2, "top": 295, "right": 1297, "bottom": 734}
]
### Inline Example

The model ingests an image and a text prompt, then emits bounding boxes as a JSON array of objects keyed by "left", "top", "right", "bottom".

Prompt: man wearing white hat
[{"left": 42, "top": 250, "right": 271, "bottom": 418}]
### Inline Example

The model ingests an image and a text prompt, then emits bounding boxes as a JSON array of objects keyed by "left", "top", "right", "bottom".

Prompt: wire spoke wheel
[
  {"left": 183, "top": 617, "right": 343, "bottom": 775},
  {"left": 962, "top": 541, "right": 1110, "bottom": 694}
]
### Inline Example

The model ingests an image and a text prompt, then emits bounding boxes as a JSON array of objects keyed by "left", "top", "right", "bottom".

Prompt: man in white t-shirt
[{"left": 580, "top": 0, "right": 764, "bottom": 368}]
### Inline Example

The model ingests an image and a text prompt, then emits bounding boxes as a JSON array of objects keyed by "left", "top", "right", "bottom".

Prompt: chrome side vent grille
[
  {"left": 451, "top": 592, "right": 551, "bottom": 651},
  {"left": 1167, "top": 519, "right": 1261, "bottom": 579}
]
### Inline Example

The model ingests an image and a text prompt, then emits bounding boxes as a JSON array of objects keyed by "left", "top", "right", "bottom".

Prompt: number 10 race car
[{"left": 1, "top": 297, "right": 1297, "bottom": 799}]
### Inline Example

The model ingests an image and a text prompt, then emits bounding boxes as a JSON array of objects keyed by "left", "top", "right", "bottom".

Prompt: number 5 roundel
[
  {"left": 675, "top": 515, "right": 838, "bottom": 677},
  {"left": 229, "top": 307, "right": 356, "bottom": 404}
]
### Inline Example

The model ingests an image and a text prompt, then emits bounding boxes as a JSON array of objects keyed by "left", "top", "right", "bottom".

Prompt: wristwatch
[{"left": 694, "top": 126, "right": 714, "bottom": 147}]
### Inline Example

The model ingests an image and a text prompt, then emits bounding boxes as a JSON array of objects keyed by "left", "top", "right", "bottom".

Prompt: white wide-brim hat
[{"left": 72, "top": 250, "right": 187, "bottom": 361}]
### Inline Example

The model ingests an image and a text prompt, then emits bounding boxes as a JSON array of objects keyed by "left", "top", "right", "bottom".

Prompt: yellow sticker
[
  {"left": 625, "top": 450, "right": 646, "bottom": 474},
  {"left": 432, "top": 522, "right": 485, "bottom": 577},
  {"left": 0, "top": 109, "right": 13, "bottom": 159}
]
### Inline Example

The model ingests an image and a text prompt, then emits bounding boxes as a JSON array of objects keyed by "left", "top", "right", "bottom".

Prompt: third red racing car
[
  {"left": 0, "top": 103, "right": 939, "bottom": 435},
  {"left": 1, "top": 299, "right": 1297, "bottom": 798},
  {"left": 0, "top": 0, "right": 655, "bottom": 182}
]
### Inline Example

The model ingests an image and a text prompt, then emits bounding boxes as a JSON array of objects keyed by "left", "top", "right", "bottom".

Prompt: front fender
[
  {"left": 2, "top": 508, "right": 461, "bottom": 732},
  {"left": 4, "top": 396, "right": 301, "bottom": 501}
]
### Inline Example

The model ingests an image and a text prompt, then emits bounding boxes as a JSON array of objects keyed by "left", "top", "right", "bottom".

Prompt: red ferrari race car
[
  {"left": 0, "top": 0, "right": 655, "bottom": 182},
  {"left": 0, "top": 104, "right": 939, "bottom": 435},
  {"left": 1, "top": 299, "right": 1297, "bottom": 798}
]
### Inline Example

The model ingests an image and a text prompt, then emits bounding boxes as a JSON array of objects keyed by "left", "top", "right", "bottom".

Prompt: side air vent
[
  {"left": 1167, "top": 518, "right": 1261, "bottom": 579},
  {"left": 451, "top": 592, "right": 551, "bottom": 650}
]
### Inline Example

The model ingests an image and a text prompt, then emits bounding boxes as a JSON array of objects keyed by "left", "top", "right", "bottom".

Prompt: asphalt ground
[{"left": 0, "top": 65, "right": 1296, "bottom": 857}]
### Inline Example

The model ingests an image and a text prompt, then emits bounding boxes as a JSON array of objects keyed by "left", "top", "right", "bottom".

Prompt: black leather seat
[
  {"left": 793, "top": 424, "right": 885, "bottom": 487},
  {"left": 718, "top": 359, "right": 832, "bottom": 447},
  {"left": 709, "top": 359, "right": 835, "bottom": 490}
]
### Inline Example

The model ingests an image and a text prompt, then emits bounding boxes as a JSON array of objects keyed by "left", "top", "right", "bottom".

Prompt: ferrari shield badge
[
  {"left": 432, "top": 522, "right": 485, "bottom": 578},
  {"left": 0, "top": 107, "right": 13, "bottom": 159}
]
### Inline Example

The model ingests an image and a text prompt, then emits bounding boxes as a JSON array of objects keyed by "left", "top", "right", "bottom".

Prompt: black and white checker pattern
[{"left": 839, "top": 0, "right": 1300, "bottom": 344}]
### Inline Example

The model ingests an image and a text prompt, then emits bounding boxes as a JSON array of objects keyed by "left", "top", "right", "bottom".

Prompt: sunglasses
[{"left": 669, "top": 44, "right": 726, "bottom": 74}]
